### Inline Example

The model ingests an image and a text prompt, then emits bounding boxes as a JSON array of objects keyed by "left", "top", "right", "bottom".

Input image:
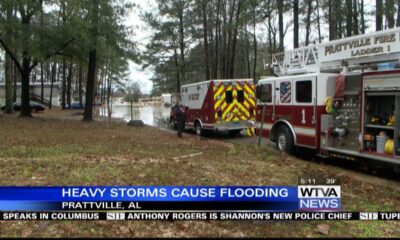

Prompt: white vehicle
[
  {"left": 173, "top": 79, "right": 256, "bottom": 136},
  {"left": 256, "top": 27, "right": 400, "bottom": 171}
]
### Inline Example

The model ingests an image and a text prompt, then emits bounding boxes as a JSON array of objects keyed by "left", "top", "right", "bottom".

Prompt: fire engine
[
  {"left": 256, "top": 27, "right": 400, "bottom": 170},
  {"left": 173, "top": 79, "right": 256, "bottom": 136}
]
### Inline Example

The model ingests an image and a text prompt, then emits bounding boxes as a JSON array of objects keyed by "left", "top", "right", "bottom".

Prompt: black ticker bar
[{"left": 0, "top": 212, "right": 399, "bottom": 221}]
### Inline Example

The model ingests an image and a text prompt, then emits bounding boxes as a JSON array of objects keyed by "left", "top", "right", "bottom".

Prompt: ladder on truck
[
  {"left": 271, "top": 27, "right": 400, "bottom": 76},
  {"left": 272, "top": 45, "right": 320, "bottom": 76}
]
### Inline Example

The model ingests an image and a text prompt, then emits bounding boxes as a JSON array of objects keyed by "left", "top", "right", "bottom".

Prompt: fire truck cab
[
  {"left": 256, "top": 27, "right": 400, "bottom": 170},
  {"left": 257, "top": 72, "right": 337, "bottom": 152}
]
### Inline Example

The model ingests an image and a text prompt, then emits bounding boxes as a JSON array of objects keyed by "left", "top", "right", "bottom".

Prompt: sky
[
  {"left": 125, "top": 0, "right": 157, "bottom": 94},
  {"left": 126, "top": 0, "right": 377, "bottom": 94}
]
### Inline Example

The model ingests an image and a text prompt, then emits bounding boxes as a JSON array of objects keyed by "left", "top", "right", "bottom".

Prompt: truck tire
[
  {"left": 195, "top": 123, "right": 203, "bottom": 136},
  {"left": 275, "top": 126, "right": 295, "bottom": 154}
]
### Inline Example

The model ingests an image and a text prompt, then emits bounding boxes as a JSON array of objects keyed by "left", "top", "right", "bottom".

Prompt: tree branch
[
  {"left": 0, "top": 37, "right": 22, "bottom": 73},
  {"left": 30, "top": 37, "right": 76, "bottom": 70}
]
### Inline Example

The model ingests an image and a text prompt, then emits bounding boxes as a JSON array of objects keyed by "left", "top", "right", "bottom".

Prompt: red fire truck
[
  {"left": 172, "top": 79, "right": 256, "bottom": 136},
  {"left": 256, "top": 27, "right": 400, "bottom": 170}
]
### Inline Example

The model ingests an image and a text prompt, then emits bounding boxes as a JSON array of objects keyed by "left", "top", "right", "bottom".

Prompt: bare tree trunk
[
  {"left": 173, "top": 47, "right": 180, "bottom": 93},
  {"left": 386, "top": 0, "right": 395, "bottom": 28},
  {"left": 40, "top": 3, "right": 44, "bottom": 103},
  {"left": 4, "top": 51, "right": 13, "bottom": 113},
  {"left": 67, "top": 60, "right": 72, "bottom": 109},
  {"left": 83, "top": 1, "right": 98, "bottom": 122},
  {"left": 78, "top": 65, "right": 83, "bottom": 108},
  {"left": 278, "top": 0, "right": 284, "bottom": 50},
  {"left": 40, "top": 62, "right": 44, "bottom": 102},
  {"left": 229, "top": 0, "right": 242, "bottom": 78},
  {"left": 221, "top": 2, "right": 227, "bottom": 78},
  {"left": 397, "top": 0, "right": 400, "bottom": 26},
  {"left": 293, "top": 0, "right": 299, "bottom": 48},
  {"left": 202, "top": 0, "right": 210, "bottom": 80},
  {"left": 13, "top": 63, "right": 18, "bottom": 102},
  {"left": 353, "top": 0, "right": 359, "bottom": 34},
  {"left": 360, "top": 0, "right": 365, "bottom": 33},
  {"left": 376, "top": 0, "right": 383, "bottom": 31},
  {"left": 252, "top": 4, "right": 257, "bottom": 81},
  {"left": 84, "top": 49, "right": 96, "bottom": 121},
  {"left": 4, "top": 6, "right": 13, "bottom": 113},
  {"left": 336, "top": 1, "right": 343, "bottom": 38},
  {"left": 305, "top": 0, "right": 312, "bottom": 45},
  {"left": 107, "top": 68, "right": 112, "bottom": 106},
  {"left": 61, "top": 58, "right": 66, "bottom": 109},
  {"left": 46, "top": 62, "right": 51, "bottom": 83},
  {"left": 49, "top": 62, "right": 56, "bottom": 109},
  {"left": 346, "top": 0, "right": 352, "bottom": 36},
  {"left": 102, "top": 68, "right": 106, "bottom": 104},
  {"left": 214, "top": 0, "right": 221, "bottom": 79},
  {"left": 225, "top": 0, "right": 236, "bottom": 78},
  {"left": 20, "top": 54, "right": 32, "bottom": 117},
  {"left": 178, "top": 2, "right": 186, "bottom": 86},
  {"left": 267, "top": 2, "right": 273, "bottom": 54},
  {"left": 245, "top": 28, "right": 251, "bottom": 77},
  {"left": 316, "top": 0, "right": 322, "bottom": 42},
  {"left": 329, "top": 0, "right": 336, "bottom": 40}
]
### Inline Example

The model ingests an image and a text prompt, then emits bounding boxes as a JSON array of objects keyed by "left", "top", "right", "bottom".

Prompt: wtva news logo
[{"left": 298, "top": 185, "right": 341, "bottom": 211}]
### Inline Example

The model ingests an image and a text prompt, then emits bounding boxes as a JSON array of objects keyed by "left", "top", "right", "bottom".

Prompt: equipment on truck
[
  {"left": 171, "top": 79, "right": 256, "bottom": 136},
  {"left": 256, "top": 27, "right": 400, "bottom": 170}
]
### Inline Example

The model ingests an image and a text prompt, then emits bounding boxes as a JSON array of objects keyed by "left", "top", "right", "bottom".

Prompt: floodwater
[{"left": 97, "top": 104, "right": 171, "bottom": 127}]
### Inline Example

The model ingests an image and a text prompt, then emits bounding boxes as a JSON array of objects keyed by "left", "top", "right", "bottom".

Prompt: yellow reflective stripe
[
  {"left": 223, "top": 103, "right": 235, "bottom": 119},
  {"left": 244, "top": 84, "right": 253, "bottom": 95},
  {"left": 214, "top": 94, "right": 225, "bottom": 110},
  {"left": 243, "top": 84, "right": 255, "bottom": 107},
  {"left": 237, "top": 103, "right": 250, "bottom": 118},
  {"left": 243, "top": 100, "right": 250, "bottom": 109},
  {"left": 247, "top": 128, "right": 255, "bottom": 136},
  {"left": 232, "top": 99, "right": 249, "bottom": 117},
  {"left": 245, "top": 96, "right": 255, "bottom": 107},
  {"left": 220, "top": 101, "right": 227, "bottom": 111},
  {"left": 214, "top": 84, "right": 225, "bottom": 100}
]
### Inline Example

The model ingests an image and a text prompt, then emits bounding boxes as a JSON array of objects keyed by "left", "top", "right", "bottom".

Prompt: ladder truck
[{"left": 256, "top": 27, "right": 400, "bottom": 171}]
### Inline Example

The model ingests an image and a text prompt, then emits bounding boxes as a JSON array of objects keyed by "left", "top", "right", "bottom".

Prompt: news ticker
[{"left": 0, "top": 212, "right": 399, "bottom": 221}]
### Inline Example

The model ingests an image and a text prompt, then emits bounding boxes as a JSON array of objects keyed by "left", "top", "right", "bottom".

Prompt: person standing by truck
[{"left": 176, "top": 104, "right": 186, "bottom": 137}]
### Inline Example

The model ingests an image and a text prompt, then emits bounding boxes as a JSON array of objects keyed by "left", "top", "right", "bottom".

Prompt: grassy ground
[{"left": 0, "top": 109, "right": 399, "bottom": 237}]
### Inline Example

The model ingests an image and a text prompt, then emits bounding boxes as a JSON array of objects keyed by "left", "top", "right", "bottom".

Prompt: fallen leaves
[
  {"left": 316, "top": 224, "right": 331, "bottom": 235},
  {"left": 0, "top": 111, "right": 399, "bottom": 237}
]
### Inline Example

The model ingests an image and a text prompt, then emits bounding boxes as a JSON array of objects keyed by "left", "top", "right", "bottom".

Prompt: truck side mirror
[{"left": 256, "top": 85, "right": 262, "bottom": 100}]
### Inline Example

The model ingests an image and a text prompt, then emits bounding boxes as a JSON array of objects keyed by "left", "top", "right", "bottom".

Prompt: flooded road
[{"left": 98, "top": 104, "right": 171, "bottom": 128}]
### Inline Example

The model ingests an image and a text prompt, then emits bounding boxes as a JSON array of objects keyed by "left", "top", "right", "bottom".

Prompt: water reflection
[{"left": 97, "top": 104, "right": 171, "bottom": 127}]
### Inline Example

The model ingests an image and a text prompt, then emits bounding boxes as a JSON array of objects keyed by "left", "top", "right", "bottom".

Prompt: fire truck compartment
[{"left": 362, "top": 72, "right": 400, "bottom": 160}]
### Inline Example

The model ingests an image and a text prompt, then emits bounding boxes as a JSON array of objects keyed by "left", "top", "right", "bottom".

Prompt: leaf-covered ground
[{"left": 0, "top": 110, "right": 399, "bottom": 237}]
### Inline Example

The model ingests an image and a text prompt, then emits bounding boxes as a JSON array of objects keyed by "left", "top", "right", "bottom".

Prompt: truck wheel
[
  {"left": 195, "top": 123, "right": 202, "bottom": 136},
  {"left": 275, "top": 126, "right": 295, "bottom": 154}
]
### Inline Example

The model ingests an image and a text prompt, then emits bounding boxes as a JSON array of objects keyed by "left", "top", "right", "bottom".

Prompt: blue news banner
[{"left": 0, "top": 185, "right": 395, "bottom": 221}]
